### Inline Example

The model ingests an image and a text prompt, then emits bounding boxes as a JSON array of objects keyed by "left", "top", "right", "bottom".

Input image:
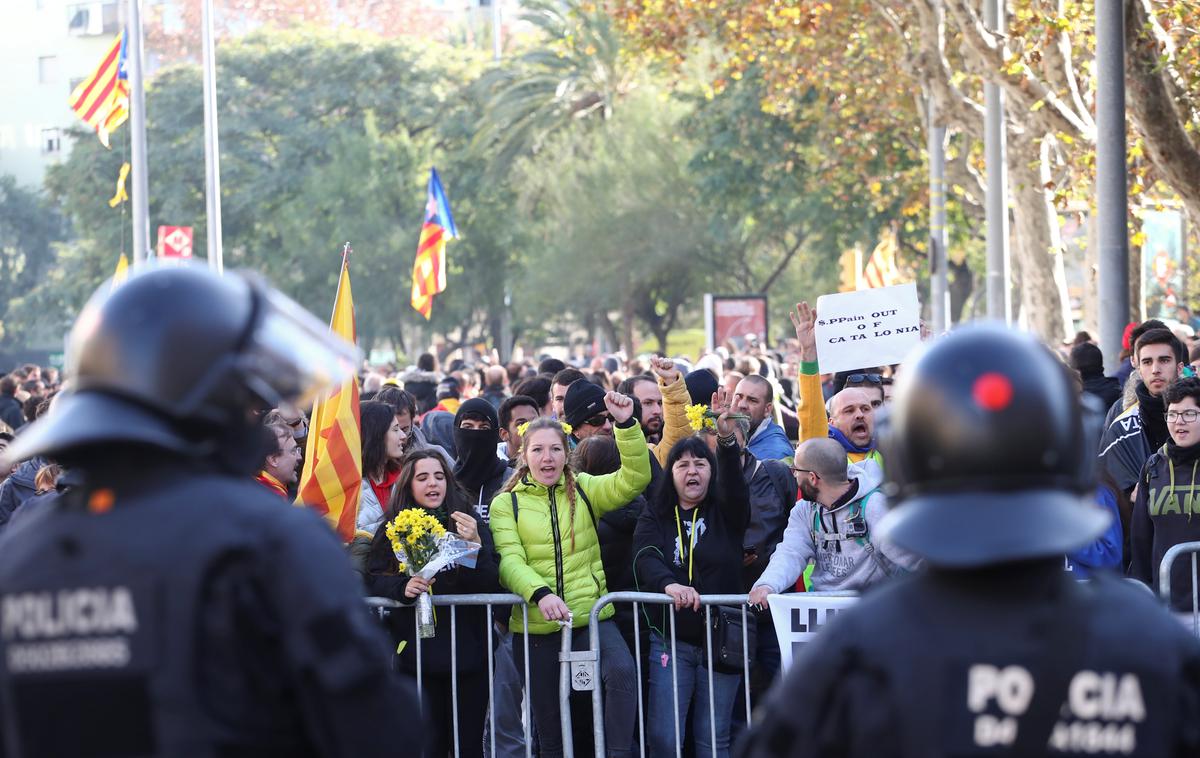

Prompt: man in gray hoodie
[{"left": 748, "top": 438, "right": 916, "bottom": 604}]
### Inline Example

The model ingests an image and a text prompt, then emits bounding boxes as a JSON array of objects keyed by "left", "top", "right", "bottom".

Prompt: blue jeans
[{"left": 647, "top": 632, "right": 740, "bottom": 758}]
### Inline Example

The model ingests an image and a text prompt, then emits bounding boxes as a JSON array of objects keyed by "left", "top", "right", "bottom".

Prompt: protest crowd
[{"left": 2, "top": 281, "right": 1200, "bottom": 758}]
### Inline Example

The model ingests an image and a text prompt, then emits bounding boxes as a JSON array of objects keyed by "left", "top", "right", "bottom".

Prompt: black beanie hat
[
  {"left": 564, "top": 381, "right": 607, "bottom": 429},
  {"left": 684, "top": 369, "right": 719, "bottom": 407},
  {"left": 1069, "top": 342, "right": 1104, "bottom": 377}
]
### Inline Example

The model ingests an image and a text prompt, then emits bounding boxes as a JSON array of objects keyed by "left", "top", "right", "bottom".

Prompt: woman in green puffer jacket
[{"left": 489, "top": 390, "right": 650, "bottom": 758}]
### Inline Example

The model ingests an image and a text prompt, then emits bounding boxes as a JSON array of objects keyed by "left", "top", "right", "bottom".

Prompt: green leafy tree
[
  {"left": 515, "top": 90, "right": 711, "bottom": 354},
  {"left": 473, "top": 0, "right": 636, "bottom": 176},
  {"left": 44, "top": 29, "right": 499, "bottom": 349},
  {"left": 0, "top": 177, "right": 68, "bottom": 347}
]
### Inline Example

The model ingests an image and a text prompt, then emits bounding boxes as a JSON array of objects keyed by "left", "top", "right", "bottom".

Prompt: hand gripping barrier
[
  {"left": 1158, "top": 541, "right": 1200, "bottom": 637},
  {"left": 577, "top": 591, "right": 850, "bottom": 758},
  {"left": 368, "top": 593, "right": 558, "bottom": 758}
]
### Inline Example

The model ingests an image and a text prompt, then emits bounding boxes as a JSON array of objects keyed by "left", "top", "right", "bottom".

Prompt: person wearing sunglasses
[
  {"left": 840, "top": 372, "right": 886, "bottom": 408},
  {"left": 1129, "top": 376, "right": 1200, "bottom": 614},
  {"left": 564, "top": 379, "right": 616, "bottom": 443}
]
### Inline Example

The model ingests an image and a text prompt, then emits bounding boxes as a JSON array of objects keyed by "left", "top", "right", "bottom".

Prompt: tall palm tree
[{"left": 472, "top": 0, "right": 638, "bottom": 174}]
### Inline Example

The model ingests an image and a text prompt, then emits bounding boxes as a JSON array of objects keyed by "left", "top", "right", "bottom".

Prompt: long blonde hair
[{"left": 503, "top": 417, "right": 579, "bottom": 550}]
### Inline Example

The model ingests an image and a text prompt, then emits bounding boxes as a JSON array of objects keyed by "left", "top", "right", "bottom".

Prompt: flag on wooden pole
[{"left": 297, "top": 248, "right": 362, "bottom": 542}]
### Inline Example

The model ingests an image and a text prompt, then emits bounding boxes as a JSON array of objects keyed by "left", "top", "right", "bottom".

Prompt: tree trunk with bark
[
  {"left": 1125, "top": 0, "right": 1200, "bottom": 227},
  {"left": 1006, "top": 132, "right": 1074, "bottom": 344},
  {"left": 620, "top": 298, "right": 637, "bottom": 357},
  {"left": 948, "top": 257, "right": 974, "bottom": 323}
]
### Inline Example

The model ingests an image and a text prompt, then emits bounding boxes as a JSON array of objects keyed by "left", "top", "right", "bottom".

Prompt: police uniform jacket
[
  {"left": 0, "top": 460, "right": 414, "bottom": 758},
  {"left": 740, "top": 562, "right": 1200, "bottom": 758}
]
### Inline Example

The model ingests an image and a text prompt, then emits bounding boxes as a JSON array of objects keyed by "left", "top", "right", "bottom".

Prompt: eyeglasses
[
  {"left": 1166, "top": 409, "right": 1200, "bottom": 423},
  {"left": 791, "top": 468, "right": 820, "bottom": 479},
  {"left": 846, "top": 373, "right": 883, "bottom": 385},
  {"left": 583, "top": 413, "right": 613, "bottom": 427}
]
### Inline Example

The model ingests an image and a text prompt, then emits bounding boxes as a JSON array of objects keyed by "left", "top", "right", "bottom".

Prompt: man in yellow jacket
[
  {"left": 790, "top": 301, "right": 884, "bottom": 469},
  {"left": 645, "top": 356, "right": 694, "bottom": 468}
]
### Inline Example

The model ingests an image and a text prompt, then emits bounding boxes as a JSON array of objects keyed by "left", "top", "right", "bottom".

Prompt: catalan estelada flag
[
  {"left": 411, "top": 168, "right": 458, "bottom": 320},
  {"left": 68, "top": 31, "right": 129, "bottom": 148},
  {"left": 859, "top": 229, "right": 903, "bottom": 290},
  {"left": 297, "top": 253, "right": 362, "bottom": 542}
]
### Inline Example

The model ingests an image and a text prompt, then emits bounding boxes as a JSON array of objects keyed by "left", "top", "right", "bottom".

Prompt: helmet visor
[{"left": 238, "top": 281, "right": 361, "bottom": 409}]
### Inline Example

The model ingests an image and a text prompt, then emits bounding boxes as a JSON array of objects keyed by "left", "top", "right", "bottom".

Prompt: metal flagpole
[
  {"left": 1096, "top": 0, "right": 1130, "bottom": 372},
  {"left": 491, "top": 0, "right": 502, "bottom": 60},
  {"left": 127, "top": 0, "right": 151, "bottom": 265},
  {"left": 493, "top": 0, "right": 514, "bottom": 362},
  {"left": 984, "top": 0, "right": 1011, "bottom": 323},
  {"left": 201, "top": 0, "right": 224, "bottom": 274},
  {"left": 928, "top": 97, "right": 949, "bottom": 335}
]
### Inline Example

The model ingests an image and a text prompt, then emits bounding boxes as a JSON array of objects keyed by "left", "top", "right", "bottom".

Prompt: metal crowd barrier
[
  {"left": 579, "top": 592, "right": 753, "bottom": 758},
  {"left": 573, "top": 591, "right": 859, "bottom": 758},
  {"left": 367, "top": 592, "right": 552, "bottom": 758},
  {"left": 365, "top": 590, "right": 857, "bottom": 758},
  {"left": 1158, "top": 541, "right": 1200, "bottom": 637}
]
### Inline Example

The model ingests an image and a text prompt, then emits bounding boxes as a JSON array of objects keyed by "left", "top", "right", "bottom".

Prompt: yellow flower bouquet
[{"left": 384, "top": 508, "right": 480, "bottom": 638}]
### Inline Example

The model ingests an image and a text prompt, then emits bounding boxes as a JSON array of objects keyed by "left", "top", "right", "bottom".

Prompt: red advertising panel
[
  {"left": 706, "top": 294, "right": 769, "bottom": 351},
  {"left": 156, "top": 226, "right": 194, "bottom": 259}
]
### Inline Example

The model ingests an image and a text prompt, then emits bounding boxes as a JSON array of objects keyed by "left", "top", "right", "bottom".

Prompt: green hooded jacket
[{"left": 489, "top": 422, "right": 651, "bottom": 634}]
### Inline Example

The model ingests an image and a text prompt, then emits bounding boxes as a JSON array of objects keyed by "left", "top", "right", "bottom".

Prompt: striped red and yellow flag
[
  {"left": 411, "top": 225, "right": 446, "bottom": 320},
  {"left": 68, "top": 31, "right": 129, "bottom": 148},
  {"left": 297, "top": 255, "right": 362, "bottom": 542},
  {"left": 859, "top": 229, "right": 903, "bottom": 290},
  {"left": 410, "top": 168, "right": 457, "bottom": 320}
]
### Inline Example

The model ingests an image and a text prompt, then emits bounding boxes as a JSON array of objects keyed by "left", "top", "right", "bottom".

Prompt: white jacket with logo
[{"left": 753, "top": 459, "right": 918, "bottom": 594}]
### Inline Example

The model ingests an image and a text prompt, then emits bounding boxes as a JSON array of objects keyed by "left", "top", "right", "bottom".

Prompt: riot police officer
[
  {"left": 739, "top": 324, "right": 1200, "bottom": 757},
  {"left": 0, "top": 264, "right": 416, "bottom": 757}
]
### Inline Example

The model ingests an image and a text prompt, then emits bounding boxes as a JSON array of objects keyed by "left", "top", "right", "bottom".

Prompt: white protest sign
[
  {"left": 768, "top": 593, "right": 859, "bottom": 674},
  {"left": 814, "top": 282, "right": 921, "bottom": 375}
]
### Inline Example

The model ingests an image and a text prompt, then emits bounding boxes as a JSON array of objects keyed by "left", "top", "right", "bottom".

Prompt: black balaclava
[{"left": 453, "top": 398, "right": 506, "bottom": 492}]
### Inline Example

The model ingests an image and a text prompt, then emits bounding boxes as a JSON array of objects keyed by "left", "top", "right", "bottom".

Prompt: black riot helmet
[
  {"left": 3, "top": 263, "right": 359, "bottom": 468},
  {"left": 875, "top": 322, "right": 1109, "bottom": 567}
]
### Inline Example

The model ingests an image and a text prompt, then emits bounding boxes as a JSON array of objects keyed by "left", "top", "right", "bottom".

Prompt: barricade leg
[
  {"left": 484, "top": 629, "right": 532, "bottom": 758},
  {"left": 596, "top": 620, "right": 637, "bottom": 758},
  {"left": 452, "top": 606, "right": 460, "bottom": 758},
  {"left": 1192, "top": 553, "right": 1198, "bottom": 638},
  {"left": 522, "top": 607, "right": 533, "bottom": 758},
  {"left": 646, "top": 628, "right": 695, "bottom": 758},
  {"left": 632, "top": 602, "right": 646, "bottom": 758},
  {"left": 514, "top": 629, "right": 568, "bottom": 758},
  {"left": 559, "top": 626, "right": 575, "bottom": 758}
]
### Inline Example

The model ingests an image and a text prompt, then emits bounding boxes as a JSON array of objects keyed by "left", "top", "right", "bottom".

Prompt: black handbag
[{"left": 707, "top": 605, "right": 757, "bottom": 674}]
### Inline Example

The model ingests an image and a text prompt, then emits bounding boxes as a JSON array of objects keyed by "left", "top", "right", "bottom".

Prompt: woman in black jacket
[
  {"left": 633, "top": 388, "right": 749, "bottom": 758},
  {"left": 366, "top": 449, "right": 501, "bottom": 758}
]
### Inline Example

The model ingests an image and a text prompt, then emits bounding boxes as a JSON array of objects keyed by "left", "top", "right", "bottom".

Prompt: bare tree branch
[
  {"left": 942, "top": 0, "right": 1094, "bottom": 139},
  {"left": 757, "top": 232, "right": 807, "bottom": 293},
  {"left": 908, "top": 0, "right": 986, "bottom": 138}
]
